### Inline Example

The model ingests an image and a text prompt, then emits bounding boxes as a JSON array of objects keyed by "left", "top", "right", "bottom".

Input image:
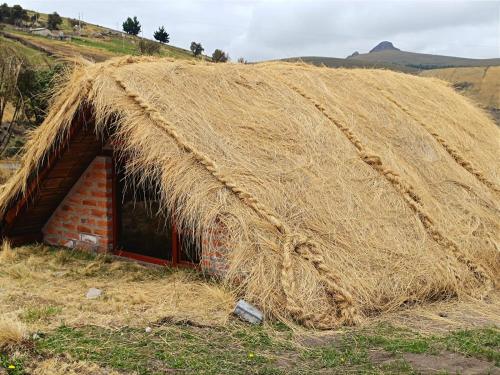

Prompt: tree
[
  {"left": 153, "top": 26, "right": 169, "bottom": 44},
  {"left": 17, "top": 64, "right": 62, "bottom": 125},
  {"left": 212, "top": 49, "right": 229, "bottom": 63},
  {"left": 122, "top": 16, "right": 141, "bottom": 36},
  {"left": 47, "top": 12, "right": 62, "bottom": 30},
  {"left": 0, "top": 3, "right": 10, "bottom": 22},
  {"left": 138, "top": 39, "right": 160, "bottom": 55},
  {"left": 30, "top": 12, "right": 39, "bottom": 24},
  {"left": 190, "top": 42, "right": 204, "bottom": 57},
  {"left": 9, "top": 4, "right": 28, "bottom": 25},
  {"left": 0, "top": 46, "right": 25, "bottom": 156}
]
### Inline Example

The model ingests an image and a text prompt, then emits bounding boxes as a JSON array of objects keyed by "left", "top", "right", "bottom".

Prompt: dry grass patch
[
  {"left": 30, "top": 357, "right": 123, "bottom": 375},
  {"left": 0, "top": 317, "right": 27, "bottom": 349},
  {"left": 0, "top": 245, "right": 235, "bottom": 332},
  {"left": 0, "top": 240, "right": 16, "bottom": 263}
]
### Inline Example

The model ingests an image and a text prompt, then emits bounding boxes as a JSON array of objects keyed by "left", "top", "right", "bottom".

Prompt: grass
[
  {"left": 0, "top": 35, "right": 54, "bottom": 66},
  {"left": 0, "top": 246, "right": 498, "bottom": 374},
  {"left": 20, "top": 306, "right": 62, "bottom": 324},
  {"left": 2, "top": 22, "right": 196, "bottom": 62},
  {"left": 0, "top": 323, "right": 488, "bottom": 374},
  {"left": 0, "top": 318, "right": 27, "bottom": 350},
  {"left": 70, "top": 36, "right": 195, "bottom": 60}
]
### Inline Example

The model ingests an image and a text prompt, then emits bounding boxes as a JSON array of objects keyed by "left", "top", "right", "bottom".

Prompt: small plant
[
  {"left": 0, "top": 318, "right": 28, "bottom": 349},
  {"left": 21, "top": 306, "right": 62, "bottom": 323},
  {"left": 138, "top": 39, "right": 161, "bottom": 55},
  {"left": 0, "top": 240, "right": 16, "bottom": 263},
  {"left": 190, "top": 42, "right": 204, "bottom": 57},
  {"left": 212, "top": 49, "right": 229, "bottom": 63}
]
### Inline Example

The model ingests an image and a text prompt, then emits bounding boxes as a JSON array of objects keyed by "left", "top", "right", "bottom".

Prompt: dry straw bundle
[{"left": 0, "top": 57, "right": 498, "bottom": 328}]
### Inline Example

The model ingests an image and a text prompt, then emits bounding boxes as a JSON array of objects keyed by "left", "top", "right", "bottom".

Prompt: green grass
[
  {"left": 20, "top": 305, "right": 62, "bottom": 324},
  {"left": 24, "top": 323, "right": 499, "bottom": 374},
  {"left": 70, "top": 36, "right": 195, "bottom": 59},
  {"left": 36, "top": 324, "right": 292, "bottom": 375},
  {"left": 0, "top": 353, "right": 25, "bottom": 375},
  {"left": 70, "top": 36, "right": 137, "bottom": 55},
  {"left": 442, "top": 328, "right": 500, "bottom": 365},
  {"left": 0, "top": 35, "right": 53, "bottom": 66}
]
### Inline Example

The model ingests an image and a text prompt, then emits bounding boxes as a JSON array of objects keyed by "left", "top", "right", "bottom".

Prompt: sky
[{"left": 13, "top": 0, "right": 500, "bottom": 61}]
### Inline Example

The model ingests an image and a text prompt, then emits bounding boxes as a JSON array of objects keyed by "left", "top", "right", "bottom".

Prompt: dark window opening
[{"left": 114, "top": 159, "right": 200, "bottom": 266}]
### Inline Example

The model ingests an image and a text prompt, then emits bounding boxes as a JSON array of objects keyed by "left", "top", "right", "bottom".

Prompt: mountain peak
[{"left": 369, "top": 41, "right": 400, "bottom": 53}]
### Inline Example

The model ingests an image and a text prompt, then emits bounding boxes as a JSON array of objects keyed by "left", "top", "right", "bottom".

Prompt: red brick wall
[
  {"left": 43, "top": 156, "right": 113, "bottom": 252},
  {"left": 200, "top": 222, "right": 229, "bottom": 276},
  {"left": 42, "top": 154, "right": 229, "bottom": 275}
]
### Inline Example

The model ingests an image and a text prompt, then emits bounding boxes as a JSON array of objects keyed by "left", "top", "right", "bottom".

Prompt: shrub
[
  {"left": 0, "top": 317, "right": 27, "bottom": 349},
  {"left": 138, "top": 39, "right": 160, "bottom": 55}
]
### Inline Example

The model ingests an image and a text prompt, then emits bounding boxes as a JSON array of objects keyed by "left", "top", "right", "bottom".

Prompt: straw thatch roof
[{"left": 1, "top": 56, "right": 499, "bottom": 328}]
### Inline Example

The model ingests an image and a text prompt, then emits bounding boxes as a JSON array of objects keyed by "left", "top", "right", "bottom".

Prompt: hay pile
[{"left": 0, "top": 57, "right": 498, "bottom": 328}]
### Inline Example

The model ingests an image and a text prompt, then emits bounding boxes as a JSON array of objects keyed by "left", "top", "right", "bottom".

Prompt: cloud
[{"left": 15, "top": 0, "right": 500, "bottom": 61}]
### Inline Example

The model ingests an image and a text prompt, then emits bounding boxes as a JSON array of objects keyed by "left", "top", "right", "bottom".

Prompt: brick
[
  {"left": 97, "top": 219, "right": 112, "bottom": 227},
  {"left": 94, "top": 228, "right": 110, "bottom": 236},
  {"left": 62, "top": 223, "right": 76, "bottom": 231},
  {"left": 82, "top": 200, "right": 97, "bottom": 206},
  {"left": 96, "top": 201, "right": 112, "bottom": 208},
  {"left": 92, "top": 191, "right": 108, "bottom": 198},
  {"left": 91, "top": 209, "right": 107, "bottom": 217},
  {"left": 77, "top": 225, "right": 92, "bottom": 233}
]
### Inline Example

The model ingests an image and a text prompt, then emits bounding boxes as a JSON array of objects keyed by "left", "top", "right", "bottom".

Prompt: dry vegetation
[
  {"left": 0, "top": 57, "right": 499, "bottom": 329},
  {"left": 420, "top": 66, "right": 500, "bottom": 110},
  {"left": 0, "top": 244, "right": 235, "bottom": 331},
  {"left": 0, "top": 245, "right": 498, "bottom": 374}
]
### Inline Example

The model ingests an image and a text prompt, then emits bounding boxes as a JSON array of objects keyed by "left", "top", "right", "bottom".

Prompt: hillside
[
  {"left": 0, "top": 9, "right": 196, "bottom": 63},
  {"left": 281, "top": 56, "right": 418, "bottom": 73},
  {"left": 283, "top": 41, "right": 500, "bottom": 73},
  {"left": 420, "top": 66, "right": 500, "bottom": 124},
  {"left": 348, "top": 49, "right": 500, "bottom": 70}
]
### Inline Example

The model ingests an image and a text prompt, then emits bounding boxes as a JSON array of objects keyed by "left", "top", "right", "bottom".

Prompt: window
[{"left": 113, "top": 159, "right": 199, "bottom": 266}]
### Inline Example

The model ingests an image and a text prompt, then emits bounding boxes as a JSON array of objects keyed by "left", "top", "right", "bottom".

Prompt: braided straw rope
[
  {"left": 376, "top": 87, "right": 500, "bottom": 195},
  {"left": 283, "top": 81, "right": 493, "bottom": 294},
  {"left": 111, "top": 72, "right": 358, "bottom": 328}
]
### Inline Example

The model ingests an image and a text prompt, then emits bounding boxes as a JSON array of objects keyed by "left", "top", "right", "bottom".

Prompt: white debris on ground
[
  {"left": 233, "top": 299, "right": 263, "bottom": 324},
  {"left": 85, "top": 288, "right": 102, "bottom": 299}
]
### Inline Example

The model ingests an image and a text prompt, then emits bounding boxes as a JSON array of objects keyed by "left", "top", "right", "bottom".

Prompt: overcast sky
[{"left": 14, "top": 0, "right": 500, "bottom": 61}]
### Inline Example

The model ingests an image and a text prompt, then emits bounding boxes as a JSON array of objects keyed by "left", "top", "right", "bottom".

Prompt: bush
[
  {"left": 190, "top": 42, "right": 204, "bottom": 57},
  {"left": 212, "top": 49, "right": 229, "bottom": 63},
  {"left": 47, "top": 12, "right": 62, "bottom": 30},
  {"left": 138, "top": 39, "right": 160, "bottom": 55}
]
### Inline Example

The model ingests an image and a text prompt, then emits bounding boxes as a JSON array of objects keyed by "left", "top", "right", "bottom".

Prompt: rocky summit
[{"left": 369, "top": 41, "right": 400, "bottom": 53}]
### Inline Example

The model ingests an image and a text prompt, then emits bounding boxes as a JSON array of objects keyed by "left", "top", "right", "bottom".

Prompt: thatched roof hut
[{"left": 0, "top": 56, "right": 498, "bottom": 328}]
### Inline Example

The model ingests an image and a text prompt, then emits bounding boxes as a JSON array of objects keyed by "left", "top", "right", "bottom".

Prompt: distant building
[
  {"left": 30, "top": 27, "right": 51, "bottom": 37},
  {"left": 30, "top": 28, "right": 71, "bottom": 41}
]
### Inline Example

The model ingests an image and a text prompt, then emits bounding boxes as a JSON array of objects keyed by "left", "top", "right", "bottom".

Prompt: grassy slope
[
  {"left": 0, "top": 246, "right": 499, "bottom": 374},
  {"left": 0, "top": 35, "right": 53, "bottom": 66},
  {"left": 281, "top": 56, "right": 418, "bottom": 73},
  {"left": 0, "top": 9, "right": 196, "bottom": 62},
  {"left": 420, "top": 66, "right": 500, "bottom": 109}
]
